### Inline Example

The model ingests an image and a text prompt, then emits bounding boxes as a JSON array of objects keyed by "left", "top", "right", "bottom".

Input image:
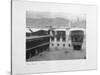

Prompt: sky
[
  {"left": 26, "top": 11, "right": 86, "bottom": 21},
  {"left": 26, "top": 11, "right": 86, "bottom": 29}
]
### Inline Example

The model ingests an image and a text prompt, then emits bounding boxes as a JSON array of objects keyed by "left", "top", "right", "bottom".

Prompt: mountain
[
  {"left": 26, "top": 17, "right": 70, "bottom": 28},
  {"left": 26, "top": 17, "right": 86, "bottom": 29}
]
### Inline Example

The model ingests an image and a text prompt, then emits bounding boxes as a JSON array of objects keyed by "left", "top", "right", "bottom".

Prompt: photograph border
[{"left": 11, "top": 0, "right": 97, "bottom": 75}]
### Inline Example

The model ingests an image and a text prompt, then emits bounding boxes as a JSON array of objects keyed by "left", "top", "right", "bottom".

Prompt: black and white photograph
[
  {"left": 12, "top": 1, "right": 97, "bottom": 74},
  {"left": 26, "top": 11, "right": 86, "bottom": 62}
]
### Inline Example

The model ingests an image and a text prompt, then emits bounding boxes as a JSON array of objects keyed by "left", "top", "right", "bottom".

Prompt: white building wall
[
  {"left": 49, "top": 28, "right": 86, "bottom": 51},
  {"left": 50, "top": 29, "right": 70, "bottom": 50}
]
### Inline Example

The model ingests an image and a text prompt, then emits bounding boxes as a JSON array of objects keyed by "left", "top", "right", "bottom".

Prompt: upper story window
[
  {"left": 71, "top": 30, "right": 84, "bottom": 43},
  {"left": 57, "top": 31, "right": 66, "bottom": 37},
  {"left": 62, "top": 37, "right": 66, "bottom": 42},
  {"left": 56, "top": 31, "right": 66, "bottom": 42},
  {"left": 51, "top": 36, "right": 54, "bottom": 41},
  {"left": 52, "top": 31, "right": 55, "bottom": 35},
  {"left": 56, "top": 37, "right": 60, "bottom": 41},
  {"left": 63, "top": 44, "right": 65, "bottom": 47}
]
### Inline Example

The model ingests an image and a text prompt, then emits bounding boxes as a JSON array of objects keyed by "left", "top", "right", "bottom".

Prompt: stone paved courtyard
[{"left": 27, "top": 48, "right": 86, "bottom": 61}]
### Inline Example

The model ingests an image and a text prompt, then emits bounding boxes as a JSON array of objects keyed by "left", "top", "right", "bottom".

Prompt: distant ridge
[{"left": 26, "top": 17, "right": 86, "bottom": 29}]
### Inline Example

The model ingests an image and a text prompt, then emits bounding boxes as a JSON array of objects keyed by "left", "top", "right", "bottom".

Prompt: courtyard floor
[{"left": 27, "top": 48, "right": 86, "bottom": 62}]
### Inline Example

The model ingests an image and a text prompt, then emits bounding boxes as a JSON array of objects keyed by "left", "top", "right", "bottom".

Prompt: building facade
[
  {"left": 49, "top": 28, "right": 86, "bottom": 50},
  {"left": 49, "top": 28, "right": 70, "bottom": 49}
]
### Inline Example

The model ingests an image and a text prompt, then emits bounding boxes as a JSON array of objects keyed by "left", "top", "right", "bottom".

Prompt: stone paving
[{"left": 27, "top": 48, "right": 86, "bottom": 62}]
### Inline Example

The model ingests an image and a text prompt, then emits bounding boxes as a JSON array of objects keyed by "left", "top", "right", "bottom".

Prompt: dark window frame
[{"left": 57, "top": 44, "right": 60, "bottom": 46}]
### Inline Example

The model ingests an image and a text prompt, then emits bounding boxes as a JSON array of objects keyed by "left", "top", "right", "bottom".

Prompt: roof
[
  {"left": 69, "top": 28, "right": 86, "bottom": 35},
  {"left": 69, "top": 28, "right": 85, "bottom": 32}
]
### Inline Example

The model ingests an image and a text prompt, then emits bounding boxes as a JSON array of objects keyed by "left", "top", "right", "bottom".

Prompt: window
[
  {"left": 71, "top": 30, "right": 84, "bottom": 42},
  {"left": 51, "top": 36, "right": 54, "bottom": 41},
  {"left": 57, "top": 44, "right": 59, "bottom": 46},
  {"left": 52, "top": 43, "right": 54, "bottom": 46},
  {"left": 52, "top": 31, "right": 55, "bottom": 35},
  {"left": 56, "top": 31, "right": 66, "bottom": 42},
  {"left": 62, "top": 37, "right": 66, "bottom": 42},
  {"left": 63, "top": 44, "right": 65, "bottom": 47},
  {"left": 56, "top": 37, "right": 60, "bottom": 41},
  {"left": 68, "top": 44, "right": 70, "bottom": 47}
]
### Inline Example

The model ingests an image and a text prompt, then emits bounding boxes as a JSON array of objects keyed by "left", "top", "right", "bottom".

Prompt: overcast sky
[
  {"left": 26, "top": 11, "right": 86, "bottom": 21},
  {"left": 26, "top": 11, "right": 86, "bottom": 29}
]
